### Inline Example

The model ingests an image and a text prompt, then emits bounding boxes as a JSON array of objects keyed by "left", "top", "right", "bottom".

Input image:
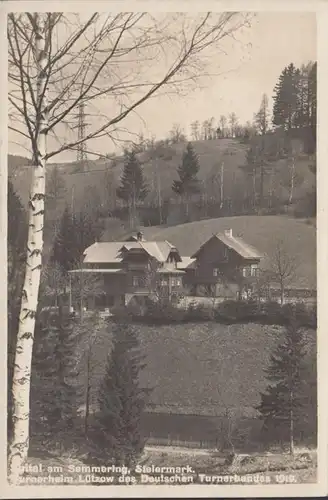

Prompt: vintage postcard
[{"left": 1, "top": 0, "right": 327, "bottom": 497}]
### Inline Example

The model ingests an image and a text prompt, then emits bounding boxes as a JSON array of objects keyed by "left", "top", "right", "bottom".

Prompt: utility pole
[
  {"left": 155, "top": 157, "right": 162, "bottom": 224},
  {"left": 71, "top": 185, "right": 75, "bottom": 220},
  {"left": 74, "top": 102, "right": 89, "bottom": 171},
  {"left": 220, "top": 161, "right": 224, "bottom": 209}
]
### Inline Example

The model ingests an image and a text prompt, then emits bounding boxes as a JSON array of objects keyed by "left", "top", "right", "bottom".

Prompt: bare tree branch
[{"left": 9, "top": 12, "right": 252, "bottom": 161}]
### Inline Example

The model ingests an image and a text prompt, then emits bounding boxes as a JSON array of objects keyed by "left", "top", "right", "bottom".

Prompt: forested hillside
[{"left": 9, "top": 61, "right": 316, "bottom": 235}]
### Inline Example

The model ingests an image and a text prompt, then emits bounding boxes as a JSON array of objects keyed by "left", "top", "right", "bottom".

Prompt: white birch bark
[{"left": 8, "top": 14, "right": 48, "bottom": 484}]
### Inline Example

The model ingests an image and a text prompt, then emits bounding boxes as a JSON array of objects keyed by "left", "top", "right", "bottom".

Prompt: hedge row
[{"left": 112, "top": 299, "right": 317, "bottom": 328}]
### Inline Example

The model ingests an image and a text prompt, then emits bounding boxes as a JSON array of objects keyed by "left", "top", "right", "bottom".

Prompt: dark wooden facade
[
  {"left": 185, "top": 235, "right": 261, "bottom": 298},
  {"left": 81, "top": 244, "right": 185, "bottom": 312}
]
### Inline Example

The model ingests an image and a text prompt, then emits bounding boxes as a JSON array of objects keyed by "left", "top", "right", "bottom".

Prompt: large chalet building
[
  {"left": 70, "top": 231, "right": 191, "bottom": 311},
  {"left": 70, "top": 229, "right": 263, "bottom": 313},
  {"left": 185, "top": 228, "right": 263, "bottom": 299}
]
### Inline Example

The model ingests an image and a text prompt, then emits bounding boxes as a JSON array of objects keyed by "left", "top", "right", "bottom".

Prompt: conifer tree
[
  {"left": 31, "top": 307, "right": 81, "bottom": 434},
  {"left": 272, "top": 63, "right": 300, "bottom": 130},
  {"left": 96, "top": 322, "right": 150, "bottom": 466},
  {"left": 50, "top": 206, "right": 77, "bottom": 271},
  {"left": 46, "top": 166, "right": 66, "bottom": 211},
  {"left": 8, "top": 181, "right": 27, "bottom": 439},
  {"left": 253, "top": 94, "right": 270, "bottom": 209},
  {"left": 308, "top": 62, "right": 317, "bottom": 149},
  {"left": 257, "top": 315, "right": 309, "bottom": 454},
  {"left": 8, "top": 181, "right": 27, "bottom": 334},
  {"left": 116, "top": 149, "right": 149, "bottom": 229},
  {"left": 51, "top": 207, "right": 103, "bottom": 272},
  {"left": 73, "top": 210, "right": 104, "bottom": 258},
  {"left": 172, "top": 142, "right": 200, "bottom": 217}
]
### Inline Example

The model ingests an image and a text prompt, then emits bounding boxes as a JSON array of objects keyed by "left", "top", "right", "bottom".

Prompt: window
[
  {"left": 160, "top": 279, "right": 168, "bottom": 286},
  {"left": 251, "top": 264, "right": 259, "bottom": 277},
  {"left": 175, "top": 278, "right": 181, "bottom": 286},
  {"left": 132, "top": 276, "right": 143, "bottom": 287},
  {"left": 242, "top": 267, "right": 248, "bottom": 278},
  {"left": 213, "top": 268, "right": 219, "bottom": 277},
  {"left": 223, "top": 247, "right": 228, "bottom": 259}
]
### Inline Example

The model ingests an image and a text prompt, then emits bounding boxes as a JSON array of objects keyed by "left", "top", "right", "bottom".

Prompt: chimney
[
  {"left": 136, "top": 231, "right": 144, "bottom": 241},
  {"left": 224, "top": 229, "right": 232, "bottom": 238}
]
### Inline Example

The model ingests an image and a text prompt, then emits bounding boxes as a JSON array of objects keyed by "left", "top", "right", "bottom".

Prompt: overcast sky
[{"left": 8, "top": 11, "right": 316, "bottom": 163}]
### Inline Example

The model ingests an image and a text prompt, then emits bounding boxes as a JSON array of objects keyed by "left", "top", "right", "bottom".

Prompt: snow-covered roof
[
  {"left": 83, "top": 240, "right": 180, "bottom": 265},
  {"left": 191, "top": 229, "right": 262, "bottom": 260}
]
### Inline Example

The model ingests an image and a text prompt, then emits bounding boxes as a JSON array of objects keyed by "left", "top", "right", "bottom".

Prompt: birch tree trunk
[{"left": 8, "top": 14, "right": 48, "bottom": 484}]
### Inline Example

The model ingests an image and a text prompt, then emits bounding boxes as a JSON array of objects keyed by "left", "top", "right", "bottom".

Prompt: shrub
[
  {"left": 186, "top": 302, "right": 215, "bottom": 322},
  {"left": 215, "top": 299, "right": 261, "bottom": 323},
  {"left": 145, "top": 298, "right": 185, "bottom": 324},
  {"left": 282, "top": 302, "right": 317, "bottom": 328},
  {"left": 262, "top": 301, "right": 285, "bottom": 324}
]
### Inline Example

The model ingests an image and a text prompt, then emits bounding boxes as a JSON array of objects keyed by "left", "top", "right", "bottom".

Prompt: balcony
[{"left": 126, "top": 263, "right": 150, "bottom": 271}]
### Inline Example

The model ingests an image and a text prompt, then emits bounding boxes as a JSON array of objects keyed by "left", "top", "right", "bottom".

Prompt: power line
[{"left": 72, "top": 102, "right": 90, "bottom": 170}]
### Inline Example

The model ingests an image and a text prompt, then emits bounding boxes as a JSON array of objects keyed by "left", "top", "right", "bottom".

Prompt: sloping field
[
  {"left": 137, "top": 215, "right": 316, "bottom": 290},
  {"left": 9, "top": 135, "right": 315, "bottom": 210},
  {"left": 83, "top": 322, "right": 316, "bottom": 418}
]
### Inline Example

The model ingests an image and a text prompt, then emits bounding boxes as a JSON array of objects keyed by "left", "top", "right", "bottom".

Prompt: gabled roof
[
  {"left": 217, "top": 232, "right": 263, "bottom": 259},
  {"left": 83, "top": 240, "right": 181, "bottom": 265},
  {"left": 191, "top": 232, "right": 262, "bottom": 260},
  {"left": 83, "top": 242, "right": 124, "bottom": 264},
  {"left": 177, "top": 256, "right": 197, "bottom": 270}
]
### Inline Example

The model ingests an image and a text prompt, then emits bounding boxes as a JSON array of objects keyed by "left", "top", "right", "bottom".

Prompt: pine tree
[
  {"left": 73, "top": 210, "right": 104, "bottom": 258},
  {"left": 51, "top": 207, "right": 103, "bottom": 272},
  {"left": 257, "top": 315, "right": 308, "bottom": 453},
  {"left": 50, "top": 207, "right": 77, "bottom": 271},
  {"left": 46, "top": 166, "right": 66, "bottom": 211},
  {"left": 39, "top": 261, "right": 69, "bottom": 309},
  {"left": 116, "top": 149, "right": 149, "bottom": 228},
  {"left": 8, "top": 180, "right": 27, "bottom": 328},
  {"left": 8, "top": 180, "right": 27, "bottom": 439},
  {"left": 172, "top": 142, "right": 200, "bottom": 217},
  {"left": 272, "top": 63, "right": 300, "bottom": 130},
  {"left": 96, "top": 322, "right": 150, "bottom": 466},
  {"left": 308, "top": 62, "right": 317, "bottom": 150},
  {"left": 31, "top": 307, "right": 81, "bottom": 434},
  {"left": 294, "top": 64, "right": 309, "bottom": 129},
  {"left": 253, "top": 94, "right": 270, "bottom": 209}
]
